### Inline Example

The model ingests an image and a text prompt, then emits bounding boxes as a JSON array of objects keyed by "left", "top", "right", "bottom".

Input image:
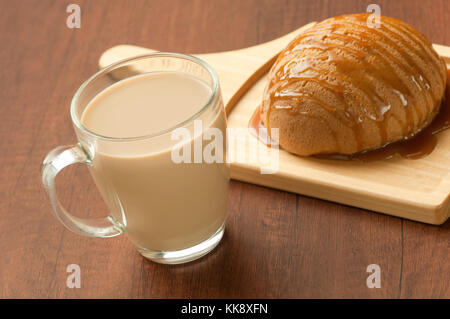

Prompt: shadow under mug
[{"left": 41, "top": 53, "right": 229, "bottom": 264}]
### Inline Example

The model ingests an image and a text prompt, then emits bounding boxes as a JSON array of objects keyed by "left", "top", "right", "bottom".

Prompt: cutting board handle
[
  {"left": 98, "top": 22, "right": 317, "bottom": 114},
  {"left": 99, "top": 22, "right": 317, "bottom": 69}
]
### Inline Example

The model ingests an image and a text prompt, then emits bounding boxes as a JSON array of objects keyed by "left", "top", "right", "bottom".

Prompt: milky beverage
[{"left": 81, "top": 72, "right": 229, "bottom": 251}]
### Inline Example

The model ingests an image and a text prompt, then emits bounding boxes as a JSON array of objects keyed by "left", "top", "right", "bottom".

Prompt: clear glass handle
[{"left": 41, "top": 143, "right": 123, "bottom": 238}]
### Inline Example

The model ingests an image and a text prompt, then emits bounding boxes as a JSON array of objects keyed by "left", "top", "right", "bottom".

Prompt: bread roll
[{"left": 261, "top": 13, "right": 447, "bottom": 156}]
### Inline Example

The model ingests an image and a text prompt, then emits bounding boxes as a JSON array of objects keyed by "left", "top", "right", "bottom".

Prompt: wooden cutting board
[{"left": 99, "top": 23, "right": 450, "bottom": 225}]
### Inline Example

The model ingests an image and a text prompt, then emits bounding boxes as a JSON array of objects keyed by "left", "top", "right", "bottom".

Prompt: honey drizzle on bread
[{"left": 262, "top": 14, "right": 447, "bottom": 155}]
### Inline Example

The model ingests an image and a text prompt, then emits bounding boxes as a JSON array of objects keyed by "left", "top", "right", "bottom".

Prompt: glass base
[{"left": 136, "top": 223, "right": 225, "bottom": 264}]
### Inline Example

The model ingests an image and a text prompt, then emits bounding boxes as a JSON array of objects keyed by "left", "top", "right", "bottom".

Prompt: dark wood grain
[{"left": 0, "top": 0, "right": 448, "bottom": 298}]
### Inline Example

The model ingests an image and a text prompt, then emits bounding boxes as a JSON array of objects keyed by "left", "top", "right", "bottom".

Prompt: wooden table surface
[{"left": 1, "top": 0, "right": 449, "bottom": 299}]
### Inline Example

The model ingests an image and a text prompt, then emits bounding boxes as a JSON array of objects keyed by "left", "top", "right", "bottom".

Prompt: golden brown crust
[{"left": 261, "top": 13, "right": 447, "bottom": 156}]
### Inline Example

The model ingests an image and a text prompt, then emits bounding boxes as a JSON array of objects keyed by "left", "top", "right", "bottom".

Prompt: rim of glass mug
[{"left": 70, "top": 52, "right": 220, "bottom": 141}]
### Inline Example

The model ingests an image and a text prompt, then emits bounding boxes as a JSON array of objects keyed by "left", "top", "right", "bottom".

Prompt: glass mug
[{"left": 41, "top": 53, "right": 229, "bottom": 264}]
